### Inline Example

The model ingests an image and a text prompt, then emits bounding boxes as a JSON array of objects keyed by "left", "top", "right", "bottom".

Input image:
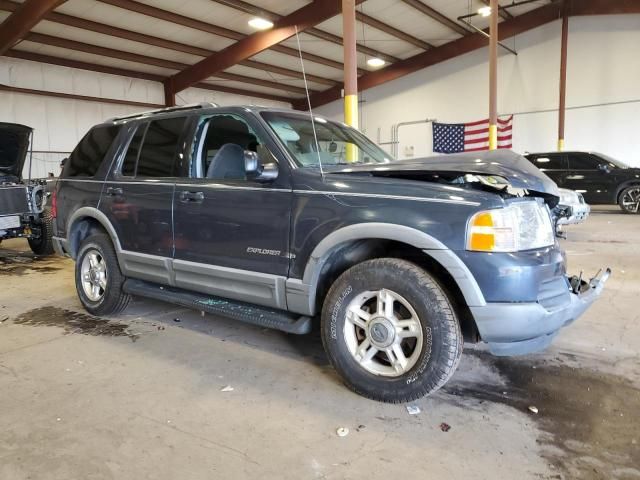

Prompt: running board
[{"left": 123, "top": 279, "right": 312, "bottom": 335}]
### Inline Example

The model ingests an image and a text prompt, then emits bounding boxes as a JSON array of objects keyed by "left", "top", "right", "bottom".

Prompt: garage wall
[
  {"left": 0, "top": 57, "right": 290, "bottom": 178},
  {"left": 316, "top": 14, "right": 640, "bottom": 167}
]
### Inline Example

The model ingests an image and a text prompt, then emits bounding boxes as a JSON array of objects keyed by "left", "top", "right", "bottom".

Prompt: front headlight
[
  {"left": 466, "top": 201, "right": 555, "bottom": 252},
  {"left": 559, "top": 189, "right": 579, "bottom": 205}
]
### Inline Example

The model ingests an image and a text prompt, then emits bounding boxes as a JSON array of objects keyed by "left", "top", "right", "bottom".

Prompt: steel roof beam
[
  {"left": 0, "top": 0, "right": 337, "bottom": 86},
  {"left": 0, "top": 0, "right": 64, "bottom": 55},
  {"left": 4, "top": 50, "right": 292, "bottom": 103}
]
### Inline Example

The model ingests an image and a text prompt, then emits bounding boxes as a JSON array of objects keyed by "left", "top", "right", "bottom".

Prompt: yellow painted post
[
  {"left": 343, "top": 0, "right": 358, "bottom": 162},
  {"left": 488, "top": 0, "right": 498, "bottom": 150}
]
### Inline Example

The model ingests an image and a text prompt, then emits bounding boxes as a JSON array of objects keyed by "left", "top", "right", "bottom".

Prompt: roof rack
[{"left": 107, "top": 102, "right": 219, "bottom": 122}]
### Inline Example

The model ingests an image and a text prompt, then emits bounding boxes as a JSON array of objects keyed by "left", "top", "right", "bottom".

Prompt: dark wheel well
[
  {"left": 68, "top": 217, "right": 110, "bottom": 259},
  {"left": 617, "top": 182, "right": 640, "bottom": 201},
  {"left": 314, "top": 239, "right": 480, "bottom": 343}
]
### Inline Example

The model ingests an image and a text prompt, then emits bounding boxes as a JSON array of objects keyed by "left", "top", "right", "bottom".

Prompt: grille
[{"left": 0, "top": 186, "right": 30, "bottom": 216}]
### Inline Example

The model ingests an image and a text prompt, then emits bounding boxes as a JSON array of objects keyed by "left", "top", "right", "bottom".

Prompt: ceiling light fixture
[
  {"left": 478, "top": 6, "right": 492, "bottom": 17},
  {"left": 367, "top": 57, "right": 386, "bottom": 68},
  {"left": 248, "top": 17, "right": 274, "bottom": 30}
]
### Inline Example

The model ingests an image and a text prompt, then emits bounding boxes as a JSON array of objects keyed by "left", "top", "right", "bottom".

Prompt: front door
[
  {"left": 564, "top": 153, "right": 611, "bottom": 203},
  {"left": 100, "top": 115, "right": 188, "bottom": 284},
  {"left": 172, "top": 112, "right": 291, "bottom": 309}
]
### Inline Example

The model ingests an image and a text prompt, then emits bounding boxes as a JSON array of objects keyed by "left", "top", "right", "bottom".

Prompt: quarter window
[
  {"left": 136, "top": 117, "right": 187, "bottom": 177},
  {"left": 66, "top": 125, "right": 121, "bottom": 177}
]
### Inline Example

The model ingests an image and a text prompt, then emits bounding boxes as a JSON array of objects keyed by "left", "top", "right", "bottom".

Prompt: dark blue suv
[{"left": 52, "top": 104, "right": 608, "bottom": 402}]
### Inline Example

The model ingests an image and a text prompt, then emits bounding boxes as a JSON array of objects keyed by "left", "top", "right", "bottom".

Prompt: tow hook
[{"left": 569, "top": 268, "right": 611, "bottom": 294}]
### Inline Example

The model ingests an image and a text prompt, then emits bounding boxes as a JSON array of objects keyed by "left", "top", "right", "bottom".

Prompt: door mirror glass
[{"left": 597, "top": 163, "right": 610, "bottom": 173}]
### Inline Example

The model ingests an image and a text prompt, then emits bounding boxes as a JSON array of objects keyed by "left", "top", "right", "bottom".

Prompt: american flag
[{"left": 432, "top": 115, "right": 513, "bottom": 153}]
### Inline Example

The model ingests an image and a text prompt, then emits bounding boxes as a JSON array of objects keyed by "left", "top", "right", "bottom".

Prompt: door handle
[
  {"left": 179, "top": 191, "right": 204, "bottom": 203},
  {"left": 106, "top": 187, "right": 123, "bottom": 196}
]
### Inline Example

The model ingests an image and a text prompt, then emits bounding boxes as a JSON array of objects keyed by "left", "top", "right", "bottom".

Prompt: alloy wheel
[
  {"left": 343, "top": 288, "right": 423, "bottom": 377},
  {"left": 81, "top": 249, "right": 108, "bottom": 302}
]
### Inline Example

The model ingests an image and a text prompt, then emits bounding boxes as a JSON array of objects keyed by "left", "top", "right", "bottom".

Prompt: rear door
[
  {"left": 564, "top": 153, "right": 610, "bottom": 203},
  {"left": 527, "top": 153, "right": 568, "bottom": 187},
  {"left": 99, "top": 115, "right": 189, "bottom": 284},
  {"left": 172, "top": 111, "right": 292, "bottom": 309}
]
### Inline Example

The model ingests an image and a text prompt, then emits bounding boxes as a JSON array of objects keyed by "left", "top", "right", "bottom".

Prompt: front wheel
[
  {"left": 619, "top": 186, "right": 640, "bottom": 214},
  {"left": 75, "top": 233, "right": 130, "bottom": 316},
  {"left": 321, "top": 258, "right": 463, "bottom": 403}
]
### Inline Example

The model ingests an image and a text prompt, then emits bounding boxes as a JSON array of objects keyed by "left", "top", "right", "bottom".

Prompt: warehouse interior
[{"left": 1, "top": 1, "right": 639, "bottom": 479}]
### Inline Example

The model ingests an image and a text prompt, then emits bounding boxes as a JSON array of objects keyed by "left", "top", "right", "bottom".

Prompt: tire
[
  {"left": 618, "top": 186, "right": 640, "bottom": 214},
  {"left": 321, "top": 258, "right": 463, "bottom": 403},
  {"left": 75, "top": 233, "right": 130, "bottom": 316},
  {"left": 28, "top": 209, "right": 54, "bottom": 255}
]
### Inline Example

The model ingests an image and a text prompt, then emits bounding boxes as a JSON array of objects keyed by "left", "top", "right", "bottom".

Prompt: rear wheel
[
  {"left": 321, "top": 258, "right": 463, "bottom": 403},
  {"left": 619, "top": 186, "right": 640, "bottom": 214},
  {"left": 28, "top": 209, "right": 54, "bottom": 255},
  {"left": 75, "top": 233, "right": 130, "bottom": 316}
]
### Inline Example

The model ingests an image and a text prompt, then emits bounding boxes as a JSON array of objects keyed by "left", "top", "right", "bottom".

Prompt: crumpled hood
[
  {"left": 0, "top": 122, "right": 32, "bottom": 180},
  {"left": 330, "top": 149, "right": 560, "bottom": 197}
]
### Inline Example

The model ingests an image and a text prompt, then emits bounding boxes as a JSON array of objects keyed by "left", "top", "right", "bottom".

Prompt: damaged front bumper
[{"left": 470, "top": 268, "right": 610, "bottom": 356}]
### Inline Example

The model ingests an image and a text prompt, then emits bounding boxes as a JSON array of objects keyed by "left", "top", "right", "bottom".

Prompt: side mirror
[
  {"left": 60, "top": 157, "right": 68, "bottom": 168},
  {"left": 597, "top": 163, "right": 610, "bottom": 173},
  {"left": 244, "top": 150, "right": 278, "bottom": 182}
]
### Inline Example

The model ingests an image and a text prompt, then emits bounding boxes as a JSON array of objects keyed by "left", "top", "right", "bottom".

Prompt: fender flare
[
  {"left": 66, "top": 207, "right": 123, "bottom": 258},
  {"left": 286, "top": 223, "right": 486, "bottom": 316}
]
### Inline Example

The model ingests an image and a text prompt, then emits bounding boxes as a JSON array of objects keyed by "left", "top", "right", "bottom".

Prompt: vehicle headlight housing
[
  {"left": 559, "top": 189, "right": 579, "bottom": 205},
  {"left": 466, "top": 201, "right": 555, "bottom": 252}
]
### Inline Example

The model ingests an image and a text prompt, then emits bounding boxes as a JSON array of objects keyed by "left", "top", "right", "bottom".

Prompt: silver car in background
[{"left": 557, "top": 188, "right": 590, "bottom": 226}]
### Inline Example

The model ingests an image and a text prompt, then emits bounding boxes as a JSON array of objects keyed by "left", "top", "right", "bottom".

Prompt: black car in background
[{"left": 524, "top": 151, "right": 640, "bottom": 213}]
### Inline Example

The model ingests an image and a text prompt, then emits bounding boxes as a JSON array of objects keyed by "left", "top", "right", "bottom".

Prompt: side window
[
  {"left": 530, "top": 154, "right": 567, "bottom": 170},
  {"left": 136, "top": 117, "right": 187, "bottom": 177},
  {"left": 66, "top": 125, "right": 121, "bottom": 177},
  {"left": 194, "top": 114, "right": 274, "bottom": 180},
  {"left": 121, "top": 124, "right": 146, "bottom": 177},
  {"left": 568, "top": 153, "right": 599, "bottom": 170}
]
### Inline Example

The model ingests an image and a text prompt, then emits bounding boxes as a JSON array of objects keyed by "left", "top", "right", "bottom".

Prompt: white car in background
[{"left": 557, "top": 188, "right": 590, "bottom": 226}]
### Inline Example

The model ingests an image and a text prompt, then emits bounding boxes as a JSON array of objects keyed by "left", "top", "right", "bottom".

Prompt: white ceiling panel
[
  {"left": 198, "top": 78, "right": 296, "bottom": 99},
  {"left": 13, "top": 42, "right": 176, "bottom": 77},
  {"left": 30, "top": 20, "right": 202, "bottom": 67},
  {"left": 223, "top": 64, "right": 327, "bottom": 92}
]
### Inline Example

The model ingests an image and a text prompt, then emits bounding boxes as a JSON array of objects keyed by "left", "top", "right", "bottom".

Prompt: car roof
[{"left": 96, "top": 103, "right": 330, "bottom": 129}]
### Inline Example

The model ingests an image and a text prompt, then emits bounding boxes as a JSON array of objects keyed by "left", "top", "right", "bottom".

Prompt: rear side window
[
  {"left": 529, "top": 154, "right": 567, "bottom": 170},
  {"left": 568, "top": 153, "right": 598, "bottom": 170},
  {"left": 66, "top": 125, "right": 121, "bottom": 177},
  {"left": 136, "top": 117, "right": 186, "bottom": 177}
]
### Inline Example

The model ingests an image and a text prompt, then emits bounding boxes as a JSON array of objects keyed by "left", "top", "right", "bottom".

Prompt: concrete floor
[{"left": 0, "top": 205, "right": 638, "bottom": 480}]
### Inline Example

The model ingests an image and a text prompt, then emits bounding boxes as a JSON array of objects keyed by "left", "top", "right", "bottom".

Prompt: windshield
[
  {"left": 261, "top": 111, "right": 393, "bottom": 167},
  {"left": 595, "top": 152, "right": 629, "bottom": 169}
]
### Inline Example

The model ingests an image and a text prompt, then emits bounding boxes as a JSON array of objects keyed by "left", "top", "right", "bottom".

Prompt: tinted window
[
  {"left": 66, "top": 125, "right": 121, "bottom": 177},
  {"left": 121, "top": 124, "right": 146, "bottom": 176},
  {"left": 568, "top": 153, "right": 599, "bottom": 170},
  {"left": 530, "top": 154, "right": 567, "bottom": 170},
  {"left": 137, "top": 117, "right": 186, "bottom": 177}
]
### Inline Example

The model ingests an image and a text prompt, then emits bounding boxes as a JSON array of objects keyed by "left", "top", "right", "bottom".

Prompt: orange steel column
[
  {"left": 488, "top": 0, "right": 498, "bottom": 150},
  {"left": 558, "top": 5, "right": 569, "bottom": 151}
]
